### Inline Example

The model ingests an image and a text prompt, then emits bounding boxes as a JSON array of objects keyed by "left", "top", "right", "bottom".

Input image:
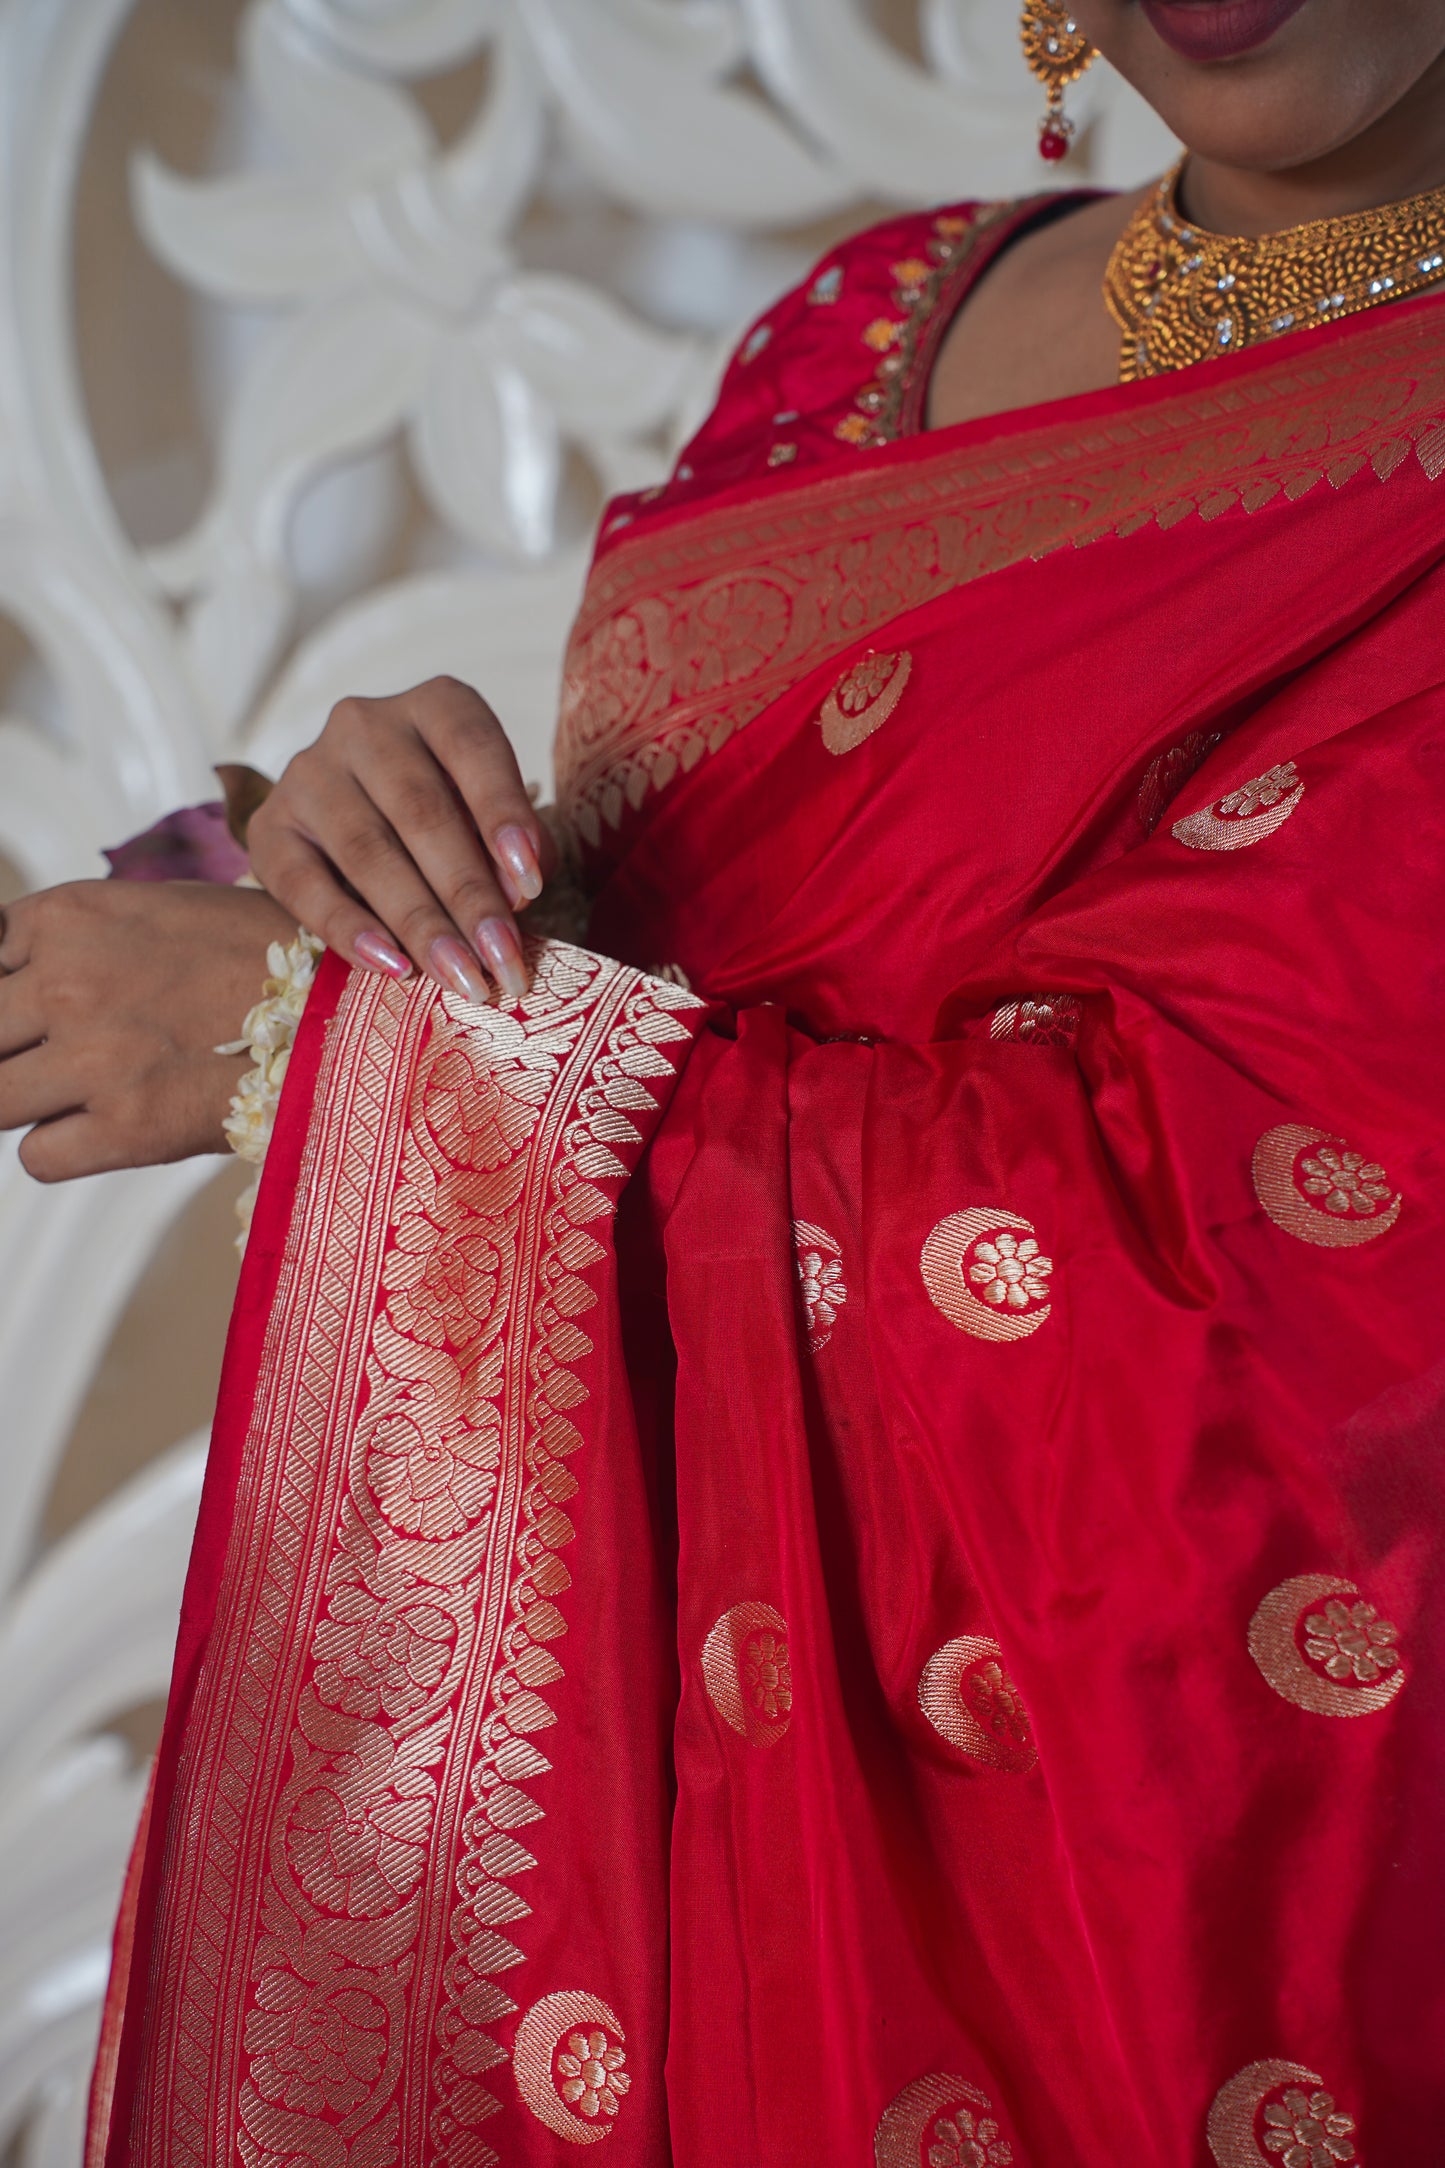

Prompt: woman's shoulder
[
  {"left": 596, "top": 200, "right": 1023, "bottom": 544},
  {"left": 689, "top": 201, "right": 1013, "bottom": 472}
]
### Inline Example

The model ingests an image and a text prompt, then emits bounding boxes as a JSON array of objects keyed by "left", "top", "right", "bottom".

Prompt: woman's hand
[
  {"left": 245, "top": 677, "right": 556, "bottom": 1006},
  {"left": 0, "top": 880, "right": 298, "bottom": 1180}
]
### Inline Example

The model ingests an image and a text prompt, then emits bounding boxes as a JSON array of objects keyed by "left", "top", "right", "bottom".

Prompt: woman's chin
[
  {"left": 1136, "top": 88, "right": 1364, "bottom": 181},
  {"left": 1075, "top": 0, "right": 1445, "bottom": 182}
]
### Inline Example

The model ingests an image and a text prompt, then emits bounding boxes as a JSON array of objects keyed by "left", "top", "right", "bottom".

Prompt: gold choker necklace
[{"left": 1104, "top": 159, "right": 1445, "bottom": 383}]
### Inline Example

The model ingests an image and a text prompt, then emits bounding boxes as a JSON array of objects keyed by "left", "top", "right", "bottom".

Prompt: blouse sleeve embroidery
[{"left": 591, "top": 199, "right": 1015, "bottom": 542}]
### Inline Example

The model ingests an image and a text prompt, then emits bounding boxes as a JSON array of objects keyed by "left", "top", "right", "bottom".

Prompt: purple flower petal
[{"left": 105, "top": 801, "right": 249, "bottom": 885}]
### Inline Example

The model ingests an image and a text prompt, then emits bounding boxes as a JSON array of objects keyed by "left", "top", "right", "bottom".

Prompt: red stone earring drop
[{"left": 1020, "top": 3, "right": 1097, "bottom": 162}]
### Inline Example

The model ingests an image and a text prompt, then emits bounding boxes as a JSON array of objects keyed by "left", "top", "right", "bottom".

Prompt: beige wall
[{"left": 7, "top": 2, "right": 250, "bottom": 1581}]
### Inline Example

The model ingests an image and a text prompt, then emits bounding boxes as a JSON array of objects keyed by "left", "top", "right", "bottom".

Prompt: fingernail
[
  {"left": 476, "top": 916, "right": 529, "bottom": 1003},
  {"left": 430, "top": 934, "right": 493, "bottom": 1006},
  {"left": 495, "top": 824, "right": 543, "bottom": 904},
  {"left": 354, "top": 929, "right": 412, "bottom": 979}
]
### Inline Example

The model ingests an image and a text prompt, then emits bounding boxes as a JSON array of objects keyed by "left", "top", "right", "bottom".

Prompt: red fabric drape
[{"left": 92, "top": 208, "right": 1445, "bottom": 2168}]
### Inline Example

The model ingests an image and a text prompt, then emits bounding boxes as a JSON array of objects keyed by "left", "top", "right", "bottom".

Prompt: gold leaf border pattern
[
  {"left": 555, "top": 304, "right": 1445, "bottom": 842},
  {"left": 131, "top": 946, "right": 703, "bottom": 2168}
]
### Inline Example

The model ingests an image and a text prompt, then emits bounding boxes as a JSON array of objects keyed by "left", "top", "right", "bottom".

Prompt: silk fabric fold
[{"left": 93, "top": 249, "right": 1445, "bottom": 2168}]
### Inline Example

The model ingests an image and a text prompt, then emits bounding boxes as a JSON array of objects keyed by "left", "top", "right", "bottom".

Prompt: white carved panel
[{"left": 0, "top": 3, "right": 1173, "bottom": 2153}]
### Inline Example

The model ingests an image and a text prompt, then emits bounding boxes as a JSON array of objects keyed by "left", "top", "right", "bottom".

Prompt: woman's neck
[{"left": 1181, "top": 49, "right": 1445, "bottom": 234}]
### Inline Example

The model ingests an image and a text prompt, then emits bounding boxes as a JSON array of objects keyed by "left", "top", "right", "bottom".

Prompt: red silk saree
[{"left": 92, "top": 201, "right": 1445, "bottom": 2168}]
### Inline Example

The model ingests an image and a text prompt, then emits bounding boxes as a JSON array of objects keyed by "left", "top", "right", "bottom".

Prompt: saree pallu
[{"left": 93, "top": 271, "right": 1445, "bottom": 2168}]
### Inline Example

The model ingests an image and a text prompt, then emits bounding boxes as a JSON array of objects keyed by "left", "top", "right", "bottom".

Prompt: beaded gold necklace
[{"left": 1104, "top": 159, "right": 1445, "bottom": 383}]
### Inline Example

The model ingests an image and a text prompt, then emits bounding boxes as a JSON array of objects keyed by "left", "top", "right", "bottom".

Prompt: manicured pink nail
[
  {"left": 429, "top": 934, "right": 492, "bottom": 1005},
  {"left": 354, "top": 929, "right": 412, "bottom": 978},
  {"left": 476, "top": 916, "right": 529, "bottom": 1003},
  {"left": 495, "top": 824, "right": 543, "bottom": 904}
]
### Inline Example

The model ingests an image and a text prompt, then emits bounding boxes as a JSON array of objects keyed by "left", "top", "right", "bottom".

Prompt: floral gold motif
[
  {"left": 928, "top": 2106, "right": 1015, "bottom": 2168},
  {"left": 313, "top": 1586, "right": 456, "bottom": 1723},
  {"left": 1299, "top": 1145, "right": 1394, "bottom": 1218},
  {"left": 818, "top": 648, "right": 913, "bottom": 754},
  {"left": 875, "top": 2071, "right": 1016, "bottom": 2168},
  {"left": 921, "top": 1209, "right": 1054, "bottom": 1343},
  {"left": 743, "top": 1631, "right": 792, "bottom": 1720},
  {"left": 1304, "top": 1598, "right": 1399, "bottom": 1684},
  {"left": 970, "top": 1233, "right": 1050, "bottom": 1310},
  {"left": 514, "top": 1990, "right": 631, "bottom": 2144},
  {"left": 1207, "top": 2061, "right": 1357, "bottom": 2168},
  {"left": 1247, "top": 1573, "right": 1405, "bottom": 1718},
  {"left": 244, "top": 1973, "right": 390, "bottom": 2119},
  {"left": 793, "top": 1219, "right": 849, "bottom": 1350},
  {"left": 917, "top": 1634, "right": 1038, "bottom": 1775},
  {"left": 1252, "top": 1123, "right": 1402, "bottom": 1248},
  {"left": 1173, "top": 760, "right": 1305, "bottom": 850},
  {"left": 701, "top": 1600, "right": 794, "bottom": 1746},
  {"left": 1260, "top": 2087, "right": 1357, "bottom": 2167},
  {"left": 558, "top": 306, "right": 1445, "bottom": 842},
  {"left": 559, "top": 2029, "right": 631, "bottom": 2120}
]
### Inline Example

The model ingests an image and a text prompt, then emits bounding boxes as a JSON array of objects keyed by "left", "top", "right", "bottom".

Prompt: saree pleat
[{"left": 91, "top": 217, "right": 1445, "bottom": 2166}]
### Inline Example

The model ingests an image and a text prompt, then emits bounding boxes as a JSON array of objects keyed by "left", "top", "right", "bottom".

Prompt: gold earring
[{"left": 1020, "top": 3, "right": 1096, "bottom": 163}]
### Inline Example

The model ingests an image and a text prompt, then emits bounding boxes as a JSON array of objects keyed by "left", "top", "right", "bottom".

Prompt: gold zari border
[
  {"left": 127, "top": 945, "right": 702, "bottom": 2168},
  {"left": 555, "top": 304, "right": 1445, "bottom": 841}
]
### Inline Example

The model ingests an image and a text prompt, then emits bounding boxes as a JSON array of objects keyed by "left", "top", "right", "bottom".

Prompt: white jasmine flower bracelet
[{"left": 218, "top": 928, "right": 325, "bottom": 1250}]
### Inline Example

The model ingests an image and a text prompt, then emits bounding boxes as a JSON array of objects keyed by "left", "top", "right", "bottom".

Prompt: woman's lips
[{"left": 1139, "top": 0, "right": 1310, "bottom": 61}]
